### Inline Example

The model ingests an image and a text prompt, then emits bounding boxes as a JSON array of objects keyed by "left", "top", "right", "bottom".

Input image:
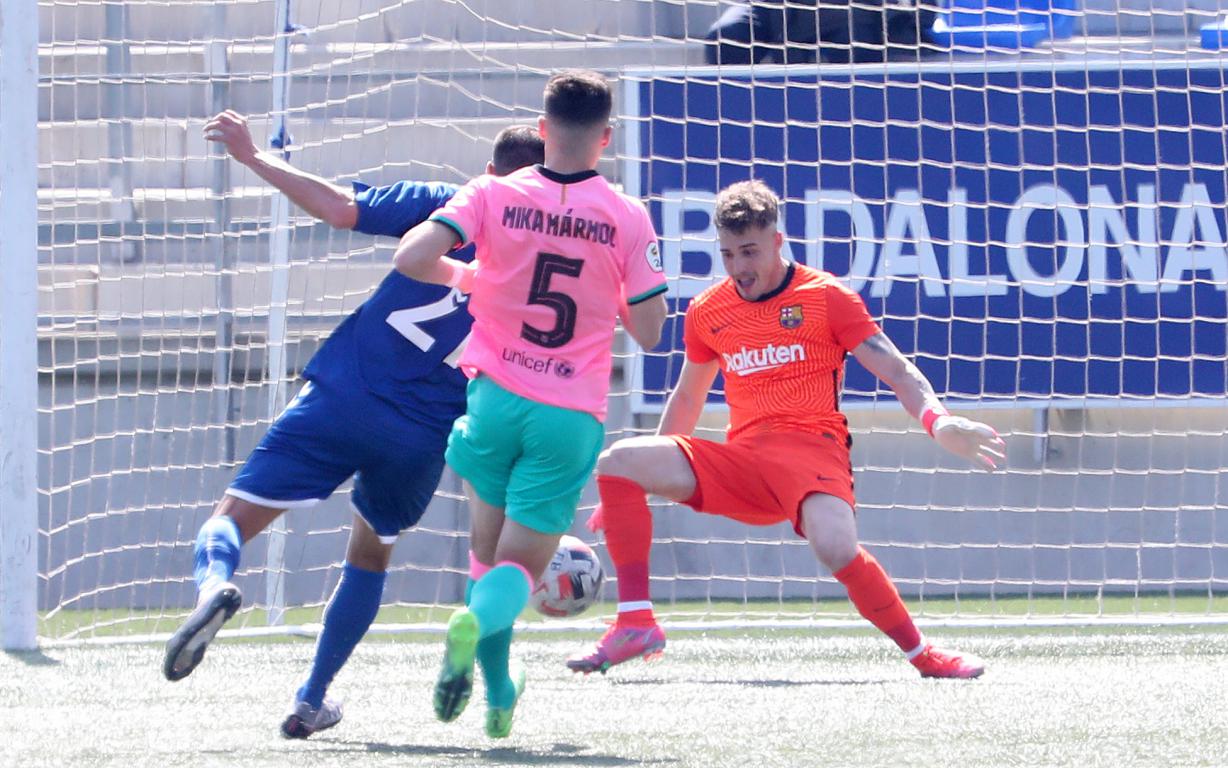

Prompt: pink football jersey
[{"left": 431, "top": 166, "right": 666, "bottom": 420}]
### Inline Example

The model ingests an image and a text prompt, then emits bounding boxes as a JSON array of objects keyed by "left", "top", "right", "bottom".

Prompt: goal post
[
  {"left": 0, "top": 0, "right": 41, "bottom": 652},
  {"left": 20, "top": 0, "right": 1228, "bottom": 646},
  {"left": 261, "top": 0, "right": 297, "bottom": 629}
]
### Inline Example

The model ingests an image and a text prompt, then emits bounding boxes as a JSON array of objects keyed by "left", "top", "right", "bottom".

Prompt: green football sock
[
  {"left": 469, "top": 563, "right": 531, "bottom": 639},
  {"left": 468, "top": 577, "right": 516, "bottom": 706},
  {"left": 478, "top": 627, "right": 515, "bottom": 707}
]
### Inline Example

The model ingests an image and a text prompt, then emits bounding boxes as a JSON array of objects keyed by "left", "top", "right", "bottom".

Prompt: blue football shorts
[{"left": 227, "top": 380, "right": 450, "bottom": 543}]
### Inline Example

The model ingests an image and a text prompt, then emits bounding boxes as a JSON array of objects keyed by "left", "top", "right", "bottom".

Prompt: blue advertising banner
[{"left": 622, "top": 62, "right": 1228, "bottom": 412}]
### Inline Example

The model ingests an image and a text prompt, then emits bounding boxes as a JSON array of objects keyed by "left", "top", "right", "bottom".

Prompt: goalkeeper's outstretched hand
[
  {"left": 203, "top": 110, "right": 258, "bottom": 165},
  {"left": 932, "top": 416, "right": 1005, "bottom": 471}
]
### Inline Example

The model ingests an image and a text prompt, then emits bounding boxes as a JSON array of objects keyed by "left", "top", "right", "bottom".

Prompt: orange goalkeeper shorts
[{"left": 669, "top": 430, "right": 855, "bottom": 538}]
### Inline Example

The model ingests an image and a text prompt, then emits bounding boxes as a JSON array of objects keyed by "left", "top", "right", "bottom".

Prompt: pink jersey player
[
  {"left": 392, "top": 71, "right": 670, "bottom": 738},
  {"left": 430, "top": 164, "right": 667, "bottom": 420}
]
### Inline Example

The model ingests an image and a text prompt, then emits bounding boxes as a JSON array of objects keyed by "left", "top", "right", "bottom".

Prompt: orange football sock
[
  {"left": 834, "top": 547, "right": 924, "bottom": 654},
  {"left": 597, "top": 474, "right": 656, "bottom": 626}
]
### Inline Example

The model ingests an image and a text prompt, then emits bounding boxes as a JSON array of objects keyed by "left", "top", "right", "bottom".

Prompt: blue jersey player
[{"left": 161, "top": 109, "right": 544, "bottom": 739}]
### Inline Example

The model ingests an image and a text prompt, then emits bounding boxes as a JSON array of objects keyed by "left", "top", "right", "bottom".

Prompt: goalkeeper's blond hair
[{"left": 714, "top": 180, "right": 779, "bottom": 234}]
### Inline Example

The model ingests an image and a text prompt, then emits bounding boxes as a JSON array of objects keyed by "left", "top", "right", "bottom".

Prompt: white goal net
[{"left": 8, "top": 0, "right": 1228, "bottom": 645}]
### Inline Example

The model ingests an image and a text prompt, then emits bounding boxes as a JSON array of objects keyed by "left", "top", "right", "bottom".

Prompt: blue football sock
[
  {"left": 468, "top": 563, "right": 532, "bottom": 639},
  {"left": 192, "top": 515, "right": 242, "bottom": 593},
  {"left": 297, "top": 563, "right": 385, "bottom": 708}
]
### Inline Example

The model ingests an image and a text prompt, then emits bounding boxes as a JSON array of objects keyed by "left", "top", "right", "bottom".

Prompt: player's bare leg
[
  {"left": 466, "top": 480, "right": 506, "bottom": 567},
  {"left": 163, "top": 496, "right": 283, "bottom": 681},
  {"left": 435, "top": 485, "right": 501, "bottom": 723},
  {"left": 567, "top": 437, "right": 692, "bottom": 674},
  {"left": 437, "top": 488, "right": 552, "bottom": 735},
  {"left": 456, "top": 483, "right": 527, "bottom": 737},
  {"left": 477, "top": 518, "right": 553, "bottom": 736},
  {"left": 282, "top": 516, "right": 393, "bottom": 738},
  {"left": 437, "top": 487, "right": 550, "bottom": 728},
  {"left": 481, "top": 517, "right": 554, "bottom": 733},
  {"left": 801, "top": 494, "right": 984, "bottom": 679}
]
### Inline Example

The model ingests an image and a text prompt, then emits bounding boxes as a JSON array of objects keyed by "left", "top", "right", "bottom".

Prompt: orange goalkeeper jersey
[{"left": 683, "top": 263, "right": 881, "bottom": 443}]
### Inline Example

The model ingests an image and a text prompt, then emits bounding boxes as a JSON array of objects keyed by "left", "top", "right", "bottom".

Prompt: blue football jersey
[{"left": 301, "top": 180, "right": 475, "bottom": 429}]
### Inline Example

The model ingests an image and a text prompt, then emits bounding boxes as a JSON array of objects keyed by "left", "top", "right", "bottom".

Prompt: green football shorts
[{"left": 445, "top": 376, "right": 604, "bottom": 535}]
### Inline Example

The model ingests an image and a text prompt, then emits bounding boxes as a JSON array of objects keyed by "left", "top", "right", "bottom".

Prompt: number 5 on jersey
[{"left": 522, "top": 252, "right": 584, "bottom": 349}]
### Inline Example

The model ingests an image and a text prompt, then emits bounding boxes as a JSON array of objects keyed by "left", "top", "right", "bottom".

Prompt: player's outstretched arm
[
  {"left": 203, "top": 110, "right": 358, "bottom": 230},
  {"left": 623, "top": 294, "right": 668, "bottom": 351},
  {"left": 657, "top": 357, "right": 720, "bottom": 438},
  {"left": 852, "top": 332, "right": 1005, "bottom": 471},
  {"left": 392, "top": 221, "right": 469, "bottom": 289}
]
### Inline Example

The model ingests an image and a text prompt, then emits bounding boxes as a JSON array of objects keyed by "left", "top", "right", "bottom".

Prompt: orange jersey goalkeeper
[
  {"left": 567, "top": 180, "right": 1005, "bottom": 681},
  {"left": 673, "top": 261, "right": 879, "bottom": 520},
  {"left": 685, "top": 262, "right": 878, "bottom": 444}
]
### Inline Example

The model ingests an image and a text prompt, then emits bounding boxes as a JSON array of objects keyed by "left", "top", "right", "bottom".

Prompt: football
[{"left": 530, "top": 535, "right": 604, "bottom": 617}]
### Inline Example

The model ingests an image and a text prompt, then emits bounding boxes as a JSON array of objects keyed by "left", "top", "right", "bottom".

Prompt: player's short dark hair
[
  {"left": 543, "top": 70, "right": 612, "bottom": 129},
  {"left": 491, "top": 124, "right": 545, "bottom": 175},
  {"left": 714, "top": 180, "right": 779, "bottom": 234}
]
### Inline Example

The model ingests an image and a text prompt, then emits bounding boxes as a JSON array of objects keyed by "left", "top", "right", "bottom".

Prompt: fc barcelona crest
[{"left": 780, "top": 304, "right": 804, "bottom": 329}]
